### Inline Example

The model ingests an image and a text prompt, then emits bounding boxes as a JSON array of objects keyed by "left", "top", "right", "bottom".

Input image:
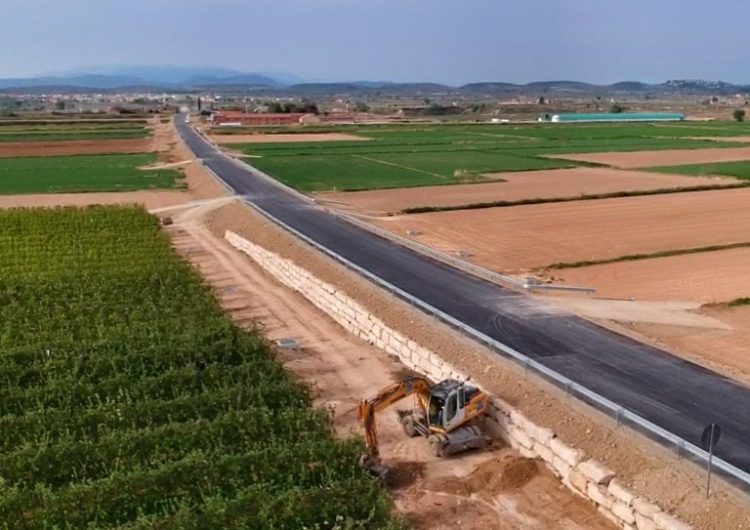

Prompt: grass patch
[
  {"left": 400, "top": 182, "right": 750, "bottom": 214},
  {"left": 728, "top": 297, "right": 750, "bottom": 307},
  {"left": 227, "top": 121, "right": 750, "bottom": 192},
  {"left": 0, "top": 153, "right": 183, "bottom": 194},
  {"left": 543, "top": 241, "right": 750, "bottom": 270},
  {"left": 647, "top": 160, "right": 750, "bottom": 180},
  {"left": 0, "top": 206, "right": 402, "bottom": 529}
]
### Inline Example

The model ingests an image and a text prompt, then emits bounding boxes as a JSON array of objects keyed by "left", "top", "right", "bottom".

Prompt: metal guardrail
[
  {"left": 237, "top": 198, "right": 750, "bottom": 490},
  {"left": 179, "top": 116, "right": 750, "bottom": 490},
  {"left": 336, "top": 212, "right": 596, "bottom": 295}
]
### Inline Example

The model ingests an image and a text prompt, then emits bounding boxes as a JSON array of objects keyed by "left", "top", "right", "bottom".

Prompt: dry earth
[
  {"left": 550, "top": 247, "right": 750, "bottom": 304},
  {"left": 0, "top": 138, "right": 154, "bottom": 157},
  {"left": 203, "top": 200, "right": 750, "bottom": 530},
  {"left": 550, "top": 146, "right": 750, "bottom": 168},
  {"left": 370, "top": 188, "right": 750, "bottom": 272},
  {"left": 209, "top": 132, "right": 369, "bottom": 144},
  {"left": 0, "top": 191, "right": 192, "bottom": 210},
  {"left": 161, "top": 201, "right": 614, "bottom": 530},
  {"left": 601, "top": 305, "right": 750, "bottom": 389},
  {"left": 315, "top": 168, "right": 730, "bottom": 215},
  {"left": 543, "top": 294, "right": 750, "bottom": 390}
]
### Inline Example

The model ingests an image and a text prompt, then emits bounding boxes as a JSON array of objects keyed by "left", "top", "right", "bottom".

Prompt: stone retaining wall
[{"left": 225, "top": 230, "right": 692, "bottom": 530}]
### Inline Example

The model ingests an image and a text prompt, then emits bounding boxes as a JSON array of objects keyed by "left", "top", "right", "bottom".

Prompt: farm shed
[{"left": 211, "top": 111, "right": 309, "bottom": 126}]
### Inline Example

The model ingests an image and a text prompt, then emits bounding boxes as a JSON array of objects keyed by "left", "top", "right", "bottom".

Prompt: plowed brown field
[
  {"left": 553, "top": 247, "right": 750, "bottom": 303},
  {"left": 0, "top": 138, "right": 153, "bottom": 157},
  {"left": 0, "top": 191, "right": 191, "bottom": 210},
  {"left": 371, "top": 188, "right": 750, "bottom": 272},
  {"left": 550, "top": 146, "right": 750, "bottom": 168},
  {"left": 316, "top": 168, "right": 729, "bottom": 214}
]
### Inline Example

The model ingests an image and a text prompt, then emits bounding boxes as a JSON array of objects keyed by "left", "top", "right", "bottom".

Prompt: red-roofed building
[{"left": 211, "top": 111, "right": 308, "bottom": 126}]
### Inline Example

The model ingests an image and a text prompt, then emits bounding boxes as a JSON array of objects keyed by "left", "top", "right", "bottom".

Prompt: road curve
[{"left": 176, "top": 117, "right": 750, "bottom": 475}]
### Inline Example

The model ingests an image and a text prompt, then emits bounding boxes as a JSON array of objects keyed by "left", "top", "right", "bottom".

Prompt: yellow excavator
[{"left": 357, "top": 376, "right": 491, "bottom": 475}]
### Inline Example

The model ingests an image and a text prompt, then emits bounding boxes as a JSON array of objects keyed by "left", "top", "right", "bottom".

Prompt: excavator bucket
[{"left": 359, "top": 453, "right": 389, "bottom": 480}]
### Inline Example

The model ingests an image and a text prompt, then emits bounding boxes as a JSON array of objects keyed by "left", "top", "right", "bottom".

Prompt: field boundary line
[{"left": 350, "top": 154, "right": 447, "bottom": 179}]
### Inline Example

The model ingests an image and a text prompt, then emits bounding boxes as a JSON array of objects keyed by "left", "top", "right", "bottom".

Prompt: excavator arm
[{"left": 357, "top": 376, "right": 432, "bottom": 462}]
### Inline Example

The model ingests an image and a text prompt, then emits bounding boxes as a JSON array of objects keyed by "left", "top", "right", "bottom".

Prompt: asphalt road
[{"left": 176, "top": 117, "right": 750, "bottom": 475}]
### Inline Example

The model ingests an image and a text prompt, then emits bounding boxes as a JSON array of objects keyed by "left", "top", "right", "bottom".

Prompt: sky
[{"left": 1, "top": 0, "right": 747, "bottom": 85}]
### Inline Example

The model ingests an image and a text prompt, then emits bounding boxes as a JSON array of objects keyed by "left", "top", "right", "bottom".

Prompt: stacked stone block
[{"left": 225, "top": 230, "right": 692, "bottom": 530}]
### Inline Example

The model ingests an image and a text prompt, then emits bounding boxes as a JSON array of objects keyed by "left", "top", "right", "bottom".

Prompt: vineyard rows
[{"left": 0, "top": 206, "right": 402, "bottom": 529}]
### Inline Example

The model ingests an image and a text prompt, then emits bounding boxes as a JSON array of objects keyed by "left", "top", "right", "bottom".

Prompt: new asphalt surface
[{"left": 177, "top": 117, "right": 750, "bottom": 476}]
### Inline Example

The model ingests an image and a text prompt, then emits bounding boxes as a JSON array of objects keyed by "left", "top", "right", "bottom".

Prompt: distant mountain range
[
  {"left": 0, "top": 66, "right": 748, "bottom": 96},
  {"left": 0, "top": 66, "right": 297, "bottom": 92}
]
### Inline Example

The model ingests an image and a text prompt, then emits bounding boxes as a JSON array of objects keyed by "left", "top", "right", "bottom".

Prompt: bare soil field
[
  {"left": 0, "top": 190, "right": 191, "bottom": 210},
  {"left": 551, "top": 247, "right": 750, "bottom": 303},
  {"left": 209, "top": 132, "right": 369, "bottom": 144},
  {"left": 203, "top": 200, "right": 750, "bottom": 530},
  {"left": 163, "top": 203, "right": 613, "bottom": 530},
  {"left": 546, "top": 295, "right": 750, "bottom": 391},
  {"left": 316, "top": 168, "right": 729, "bottom": 214},
  {"left": 622, "top": 305, "right": 750, "bottom": 387},
  {"left": 0, "top": 138, "right": 154, "bottom": 157},
  {"left": 574, "top": 301, "right": 750, "bottom": 389},
  {"left": 371, "top": 188, "right": 750, "bottom": 272},
  {"left": 550, "top": 146, "right": 750, "bottom": 168}
]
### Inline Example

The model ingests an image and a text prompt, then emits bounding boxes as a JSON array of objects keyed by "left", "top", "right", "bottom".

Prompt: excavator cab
[{"left": 426, "top": 380, "right": 481, "bottom": 432}]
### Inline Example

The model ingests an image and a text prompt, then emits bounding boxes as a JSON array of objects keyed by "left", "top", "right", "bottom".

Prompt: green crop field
[
  {"left": 647, "top": 160, "right": 750, "bottom": 180},
  {"left": 0, "top": 206, "right": 402, "bottom": 529},
  {"left": 224, "top": 121, "right": 750, "bottom": 192},
  {"left": 0, "top": 153, "right": 182, "bottom": 194},
  {"left": 0, "top": 122, "right": 149, "bottom": 142}
]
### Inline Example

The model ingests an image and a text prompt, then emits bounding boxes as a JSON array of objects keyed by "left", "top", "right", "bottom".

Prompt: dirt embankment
[
  {"left": 203, "top": 200, "right": 750, "bottom": 530},
  {"left": 315, "top": 167, "right": 731, "bottom": 215},
  {"left": 165, "top": 205, "right": 613, "bottom": 530},
  {"left": 371, "top": 187, "right": 750, "bottom": 273}
]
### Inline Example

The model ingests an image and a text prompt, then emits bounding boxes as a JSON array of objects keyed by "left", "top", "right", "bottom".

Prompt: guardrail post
[{"left": 676, "top": 440, "right": 685, "bottom": 459}]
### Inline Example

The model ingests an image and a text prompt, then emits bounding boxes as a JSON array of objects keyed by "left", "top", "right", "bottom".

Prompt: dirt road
[{"left": 162, "top": 200, "right": 614, "bottom": 530}]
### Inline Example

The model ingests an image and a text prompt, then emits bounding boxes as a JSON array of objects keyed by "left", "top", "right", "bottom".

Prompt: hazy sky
[{"left": 1, "top": 0, "right": 747, "bottom": 84}]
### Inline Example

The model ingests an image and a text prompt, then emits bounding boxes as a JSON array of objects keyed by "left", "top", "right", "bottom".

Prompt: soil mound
[{"left": 428, "top": 456, "right": 539, "bottom": 496}]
